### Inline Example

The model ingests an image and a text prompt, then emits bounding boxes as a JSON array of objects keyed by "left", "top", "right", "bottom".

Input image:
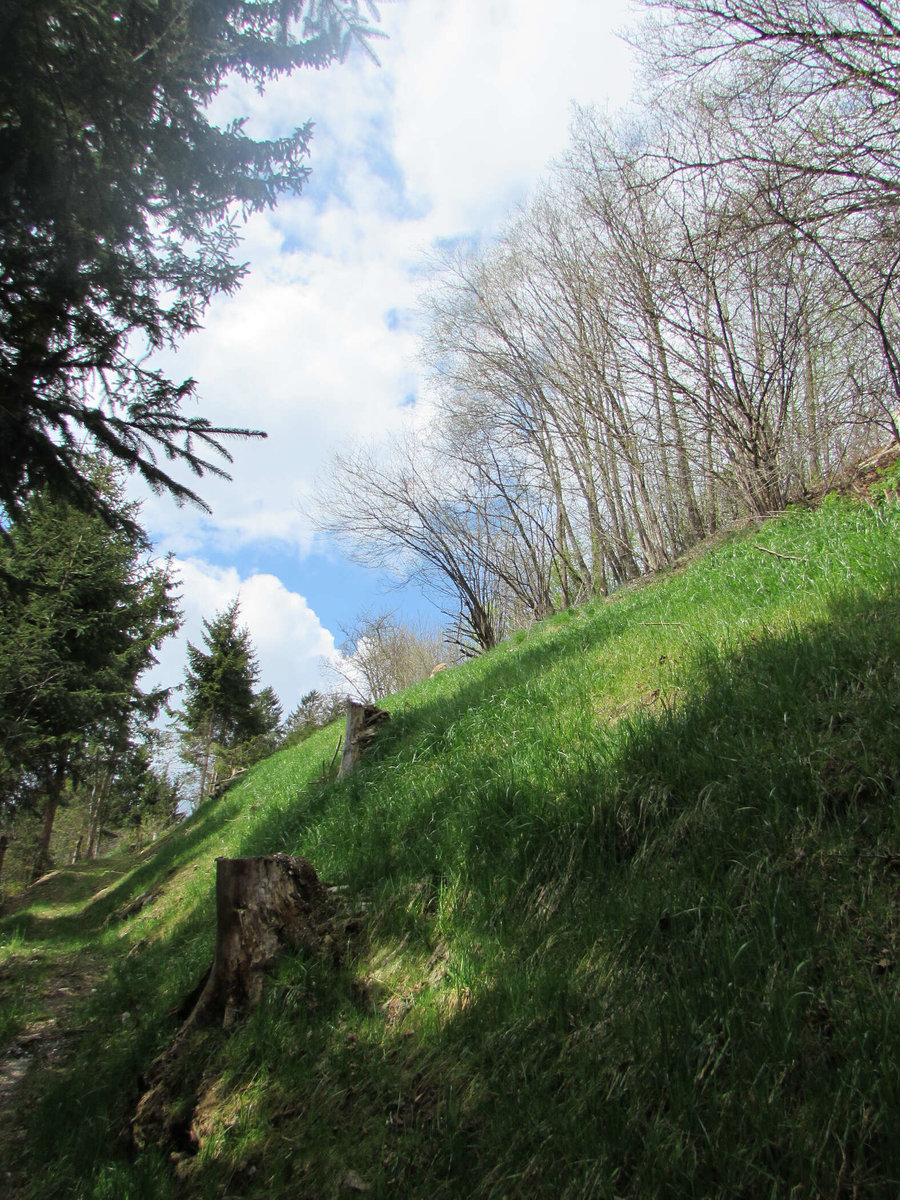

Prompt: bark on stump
[
  {"left": 191, "top": 854, "right": 334, "bottom": 1029},
  {"left": 133, "top": 853, "right": 336, "bottom": 1150},
  {"left": 339, "top": 700, "right": 390, "bottom": 778}
]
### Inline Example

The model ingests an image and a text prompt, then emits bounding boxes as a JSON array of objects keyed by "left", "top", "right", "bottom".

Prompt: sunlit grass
[{"left": 2, "top": 487, "right": 899, "bottom": 1198}]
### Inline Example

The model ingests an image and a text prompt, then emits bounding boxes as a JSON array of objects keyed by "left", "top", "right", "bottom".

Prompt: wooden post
[{"left": 338, "top": 700, "right": 390, "bottom": 778}]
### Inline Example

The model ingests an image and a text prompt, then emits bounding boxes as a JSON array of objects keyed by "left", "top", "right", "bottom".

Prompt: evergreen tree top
[
  {"left": 182, "top": 599, "right": 272, "bottom": 748},
  {"left": 0, "top": 0, "right": 382, "bottom": 528},
  {"left": 0, "top": 466, "right": 181, "bottom": 810}
]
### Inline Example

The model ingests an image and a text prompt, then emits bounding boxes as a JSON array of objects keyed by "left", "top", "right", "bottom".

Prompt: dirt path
[
  {"left": 0, "top": 951, "right": 108, "bottom": 1198},
  {"left": 0, "top": 865, "right": 129, "bottom": 1198}
]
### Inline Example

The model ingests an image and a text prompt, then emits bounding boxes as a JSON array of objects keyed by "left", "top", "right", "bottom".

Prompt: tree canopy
[
  {"left": 317, "top": 3, "right": 896, "bottom": 645},
  {"left": 637, "top": 0, "right": 900, "bottom": 427},
  {"left": 0, "top": 0, "right": 381, "bottom": 527}
]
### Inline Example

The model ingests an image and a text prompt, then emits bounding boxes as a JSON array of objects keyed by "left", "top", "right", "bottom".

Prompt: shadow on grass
[
  {"left": 10, "top": 562, "right": 900, "bottom": 1199},
  {"left": 177, "top": 582, "right": 899, "bottom": 1199},
  {"left": 224, "top": 596, "right": 633, "bottom": 886}
]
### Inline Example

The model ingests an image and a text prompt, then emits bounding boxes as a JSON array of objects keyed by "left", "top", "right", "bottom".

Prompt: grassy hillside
[{"left": 2, "top": 470, "right": 900, "bottom": 1199}]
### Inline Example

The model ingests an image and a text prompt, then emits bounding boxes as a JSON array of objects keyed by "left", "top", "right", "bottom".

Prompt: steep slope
[{"left": 1, "top": 474, "right": 899, "bottom": 1199}]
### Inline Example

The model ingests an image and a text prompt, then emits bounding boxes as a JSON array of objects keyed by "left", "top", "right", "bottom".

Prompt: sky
[{"left": 140, "top": 0, "right": 638, "bottom": 715}]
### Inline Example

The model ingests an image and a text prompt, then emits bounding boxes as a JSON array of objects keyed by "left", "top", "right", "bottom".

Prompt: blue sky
[{"left": 138, "top": 0, "right": 638, "bottom": 713}]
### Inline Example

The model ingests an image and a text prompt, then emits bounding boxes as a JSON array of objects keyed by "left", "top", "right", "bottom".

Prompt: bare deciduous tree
[
  {"left": 313, "top": 432, "right": 523, "bottom": 653},
  {"left": 636, "top": 0, "right": 900, "bottom": 438},
  {"left": 324, "top": 610, "right": 455, "bottom": 701},
  {"left": 315, "top": 6, "right": 890, "bottom": 642}
]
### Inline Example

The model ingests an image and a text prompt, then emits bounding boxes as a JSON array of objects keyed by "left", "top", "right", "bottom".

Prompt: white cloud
[
  {"left": 388, "top": 0, "right": 636, "bottom": 231},
  {"left": 136, "top": 0, "right": 638, "bottom": 634},
  {"left": 148, "top": 558, "right": 336, "bottom": 714}
]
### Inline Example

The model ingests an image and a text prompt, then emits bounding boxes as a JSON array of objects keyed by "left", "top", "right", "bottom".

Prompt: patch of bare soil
[
  {"left": 838, "top": 442, "right": 900, "bottom": 496},
  {"left": 0, "top": 954, "right": 106, "bottom": 1198}
]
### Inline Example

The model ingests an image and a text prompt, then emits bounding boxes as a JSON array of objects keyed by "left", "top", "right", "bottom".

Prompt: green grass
[{"left": 2, "top": 487, "right": 899, "bottom": 1199}]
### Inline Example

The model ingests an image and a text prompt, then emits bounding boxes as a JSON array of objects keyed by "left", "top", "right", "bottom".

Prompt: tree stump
[
  {"left": 191, "top": 854, "right": 334, "bottom": 1028},
  {"left": 133, "top": 854, "right": 336, "bottom": 1150},
  {"left": 339, "top": 700, "right": 390, "bottom": 778}
]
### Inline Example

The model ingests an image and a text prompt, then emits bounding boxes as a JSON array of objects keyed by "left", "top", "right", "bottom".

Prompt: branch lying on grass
[
  {"left": 859, "top": 445, "right": 900, "bottom": 470},
  {"left": 330, "top": 735, "right": 343, "bottom": 770},
  {"left": 637, "top": 621, "right": 686, "bottom": 627},
  {"left": 319, "top": 735, "right": 343, "bottom": 782},
  {"left": 752, "top": 544, "right": 807, "bottom": 562}
]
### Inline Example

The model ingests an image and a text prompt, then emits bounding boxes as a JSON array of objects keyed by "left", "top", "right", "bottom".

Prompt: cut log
[
  {"left": 210, "top": 766, "right": 248, "bottom": 798},
  {"left": 339, "top": 700, "right": 390, "bottom": 778}
]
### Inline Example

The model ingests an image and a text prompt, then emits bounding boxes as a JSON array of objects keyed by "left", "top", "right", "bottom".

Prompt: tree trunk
[
  {"left": 32, "top": 754, "right": 66, "bottom": 881},
  {"left": 87, "top": 769, "right": 112, "bottom": 859},
  {"left": 196, "top": 718, "right": 214, "bottom": 805},
  {"left": 339, "top": 701, "right": 390, "bottom": 778}
]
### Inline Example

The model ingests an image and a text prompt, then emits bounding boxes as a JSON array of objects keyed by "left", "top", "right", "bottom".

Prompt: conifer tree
[
  {"left": 281, "top": 689, "right": 344, "bottom": 747},
  {"left": 180, "top": 600, "right": 278, "bottom": 801},
  {"left": 0, "top": 0, "right": 381, "bottom": 527},
  {"left": 0, "top": 466, "right": 180, "bottom": 877}
]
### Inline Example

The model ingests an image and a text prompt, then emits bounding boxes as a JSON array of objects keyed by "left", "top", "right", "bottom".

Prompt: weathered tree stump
[
  {"left": 339, "top": 700, "right": 390, "bottom": 778},
  {"left": 192, "top": 854, "right": 334, "bottom": 1028},
  {"left": 133, "top": 854, "right": 336, "bottom": 1150}
]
